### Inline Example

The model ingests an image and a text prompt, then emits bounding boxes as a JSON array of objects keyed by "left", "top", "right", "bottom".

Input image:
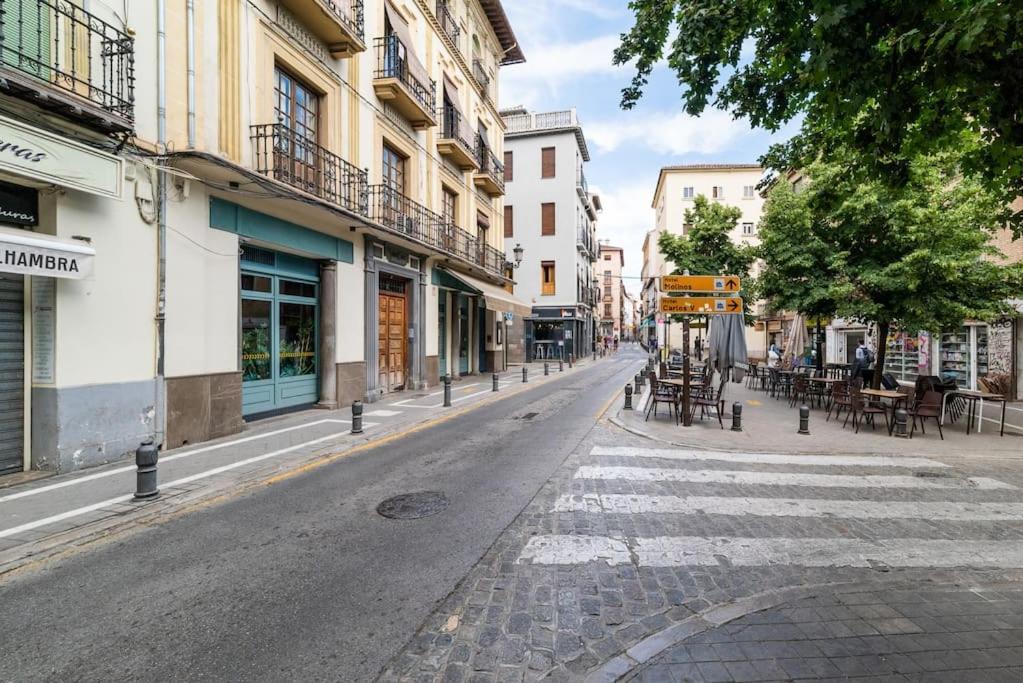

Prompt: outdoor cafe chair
[
  {"left": 645, "top": 371, "right": 678, "bottom": 424},
  {"left": 849, "top": 389, "right": 890, "bottom": 433},
  {"left": 790, "top": 375, "right": 810, "bottom": 408},
  {"left": 691, "top": 374, "right": 728, "bottom": 428},
  {"left": 909, "top": 390, "right": 944, "bottom": 440},
  {"left": 826, "top": 380, "right": 851, "bottom": 422},
  {"left": 745, "top": 362, "right": 760, "bottom": 390}
]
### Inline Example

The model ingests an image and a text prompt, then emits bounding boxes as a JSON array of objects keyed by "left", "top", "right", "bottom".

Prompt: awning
[
  {"left": 0, "top": 226, "right": 94, "bottom": 279},
  {"left": 438, "top": 267, "right": 530, "bottom": 316},
  {"left": 384, "top": 2, "right": 430, "bottom": 89}
]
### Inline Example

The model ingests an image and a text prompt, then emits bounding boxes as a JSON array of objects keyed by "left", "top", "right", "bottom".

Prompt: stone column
[{"left": 316, "top": 260, "right": 338, "bottom": 409}]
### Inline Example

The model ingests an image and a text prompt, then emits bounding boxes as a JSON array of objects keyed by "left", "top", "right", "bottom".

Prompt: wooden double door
[{"left": 378, "top": 279, "right": 408, "bottom": 391}]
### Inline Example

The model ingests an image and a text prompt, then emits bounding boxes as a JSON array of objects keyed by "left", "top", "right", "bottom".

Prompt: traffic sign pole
[{"left": 682, "top": 318, "right": 692, "bottom": 426}]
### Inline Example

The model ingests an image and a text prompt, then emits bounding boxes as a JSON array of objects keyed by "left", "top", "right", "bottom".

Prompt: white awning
[
  {"left": 0, "top": 226, "right": 94, "bottom": 279},
  {"left": 439, "top": 267, "right": 531, "bottom": 316}
]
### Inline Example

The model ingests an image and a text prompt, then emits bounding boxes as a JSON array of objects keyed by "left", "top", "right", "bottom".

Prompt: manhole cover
[
  {"left": 377, "top": 491, "right": 449, "bottom": 519},
  {"left": 914, "top": 471, "right": 952, "bottom": 479},
  {"left": 520, "top": 412, "right": 539, "bottom": 420}
]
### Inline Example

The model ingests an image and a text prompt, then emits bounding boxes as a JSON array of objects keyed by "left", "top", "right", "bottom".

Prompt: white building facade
[{"left": 501, "top": 108, "right": 600, "bottom": 361}]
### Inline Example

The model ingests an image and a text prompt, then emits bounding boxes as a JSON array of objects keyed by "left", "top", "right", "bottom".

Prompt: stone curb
[
  {"left": 0, "top": 360, "right": 614, "bottom": 580},
  {"left": 583, "top": 577, "right": 1023, "bottom": 682}
]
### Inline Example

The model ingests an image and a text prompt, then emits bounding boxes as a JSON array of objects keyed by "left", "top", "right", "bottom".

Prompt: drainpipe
[
  {"left": 155, "top": 0, "right": 167, "bottom": 447},
  {"left": 186, "top": 0, "right": 196, "bottom": 148}
]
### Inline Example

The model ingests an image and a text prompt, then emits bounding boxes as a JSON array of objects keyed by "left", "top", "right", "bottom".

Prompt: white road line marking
[
  {"left": 980, "top": 416, "right": 1023, "bottom": 433},
  {"left": 393, "top": 387, "right": 500, "bottom": 409},
  {"left": 573, "top": 466, "right": 1016, "bottom": 490},
  {"left": 0, "top": 431, "right": 350, "bottom": 539},
  {"left": 364, "top": 410, "right": 402, "bottom": 417},
  {"left": 0, "top": 419, "right": 354, "bottom": 504},
  {"left": 519, "top": 535, "right": 1023, "bottom": 568},
  {"left": 553, "top": 493, "right": 1023, "bottom": 521},
  {"left": 391, "top": 383, "right": 482, "bottom": 406},
  {"left": 589, "top": 446, "right": 949, "bottom": 469}
]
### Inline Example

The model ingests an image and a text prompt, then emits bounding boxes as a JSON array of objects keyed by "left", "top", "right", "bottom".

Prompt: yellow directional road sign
[
  {"left": 661, "top": 275, "right": 741, "bottom": 293},
  {"left": 659, "top": 297, "right": 743, "bottom": 314}
]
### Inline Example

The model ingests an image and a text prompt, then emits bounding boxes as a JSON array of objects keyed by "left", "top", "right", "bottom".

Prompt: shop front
[{"left": 527, "top": 306, "right": 587, "bottom": 361}]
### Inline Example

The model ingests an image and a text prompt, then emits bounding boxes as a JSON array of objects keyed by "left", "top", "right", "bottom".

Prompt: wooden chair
[
  {"left": 645, "top": 371, "right": 678, "bottom": 423},
  {"left": 850, "top": 389, "right": 889, "bottom": 433},
  {"left": 745, "top": 362, "right": 760, "bottom": 390},
  {"left": 691, "top": 373, "right": 727, "bottom": 428},
  {"left": 659, "top": 362, "right": 668, "bottom": 380},
  {"left": 909, "top": 390, "right": 944, "bottom": 440},
  {"left": 789, "top": 374, "right": 810, "bottom": 407},
  {"left": 826, "top": 381, "right": 850, "bottom": 422}
]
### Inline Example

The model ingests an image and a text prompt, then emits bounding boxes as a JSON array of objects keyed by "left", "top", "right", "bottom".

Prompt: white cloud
[
  {"left": 587, "top": 109, "right": 756, "bottom": 157},
  {"left": 501, "top": 34, "right": 624, "bottom": 108},
  {"left": 590, "top": 180, "right": 658, "bottom": 296}
]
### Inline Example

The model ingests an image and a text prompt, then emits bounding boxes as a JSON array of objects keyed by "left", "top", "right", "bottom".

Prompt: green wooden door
[{"left": 2, "top": 1, "right": 51, "bottom": 79}]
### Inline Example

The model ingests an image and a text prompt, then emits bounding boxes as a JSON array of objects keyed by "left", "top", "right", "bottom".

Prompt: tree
[
  {"left": 658, "top": 195, "right": 757, "bottom": 324},
  {"left": 614, "top": 0, "right": 1023, "bottom": 233},
  {"left": 757, "top": 142, "right": 1023, "bottom": 387}
]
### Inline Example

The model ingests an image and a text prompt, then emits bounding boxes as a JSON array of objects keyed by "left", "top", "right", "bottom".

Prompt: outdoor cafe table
[
  {"left": 659, "top": 377, "right": 695, "bottom": 423},
  {"left": 859, "top": 388, "right": 907, "bottom": 436},
  {"left": 940, "top": 389, "right": 1007, "bottom": 436},
  {"left": 807, "top": 376, "right": 842, "bottom": 410}
]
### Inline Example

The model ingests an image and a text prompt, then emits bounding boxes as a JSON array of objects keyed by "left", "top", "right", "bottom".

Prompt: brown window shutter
[
  {"left": 504, "top": 151, "right": 513, "bottom": 182},
  {"left": 541, "top": 202, "right": 555, "bottom": 235},
  {"left": 541, "top": 147, "right": 555, "bottom": 178},
  {"left": 504, "top": 205, "right": 513, "bottom": 237}
]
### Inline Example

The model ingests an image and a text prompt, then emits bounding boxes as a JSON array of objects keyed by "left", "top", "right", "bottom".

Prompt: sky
[{"left": 499, "top": 0, "right": 797, "bottom": 297}]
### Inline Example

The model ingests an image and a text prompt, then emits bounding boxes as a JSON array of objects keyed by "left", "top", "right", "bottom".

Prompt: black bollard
[
  {"left": 522, "top": 366, "right": 528, "bottom": 383},
  {"left": 638, "top": 372, "right": 646, "bottom": 387},
  {"left": 593, "top": 350, "right": 597, "bottom": 362},
  {"left": 798, "top": 404, "right": 810, "bottom": 435},
  {"left": 443, "top": 374, "right": 452, "bottom": 407},
  {"left": 544, "top": 362, "right": 549, "bottom": 376},
  {"left": 134, "top": 441, "right": 159, "bottom": 499},
  {"left": 634, "top": 375, "right": 641, "bottom": 396},
  {"left": 351, "top": 400, "right": 364, "bottom": 434},
  {"left": 559, "top": 358, "right": 564, "bottom": 372},
  {"left": 492, "top": 373, "right": 499, "bottom": 392},
  {"left": 731, "top": 402, "right": 743, "bottom": 432},
  {"left": 893, "top": 408, "right": 909, "bottom": 438},
  {"left": 624, "top": 383, "right": 634, "bottom": 410},
  {"left": 568, "top": 353, "right": 573, "bottom": 368}
]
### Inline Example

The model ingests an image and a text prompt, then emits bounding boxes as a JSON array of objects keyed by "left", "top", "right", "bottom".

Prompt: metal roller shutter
[{"left": 0, "top": 275, "right": 24, "bottom": 475}]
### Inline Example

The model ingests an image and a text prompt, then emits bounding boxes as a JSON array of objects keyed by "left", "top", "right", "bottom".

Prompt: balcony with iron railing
[
  {"left": 471, "top": 58, "right": 490, "bottom": 94},
  {"left": 576, "top": 224, "right": 594, "bottom": 256},
  {"left": 436, "top": 104, "right": 478, "bottom": 170},
  {"left": 503, "top": 109, "right": 579, "bottom": 134},
  {"left": 278, "top": 0, "right": 365, "bottom": 56},
  {"left": 250, "top": 123, "right": 368, "bottom": 216},
  {"left": 435, "top": 0, "right": 460, "bottom": 47},
  {"left": 473, "top": 138, "right": 504, "bottom": 196},
  {"left": 576, "top": 166, "right": 588, "bottom": 198},
  {"left": 367, "top": 185, "right": 505, "bottom": 277},
  {"left": 0, "top": 0, "right": 134, "bottom": 132},
  {"left": 373, "top": 35, "right": 436, "bottom": 129}
]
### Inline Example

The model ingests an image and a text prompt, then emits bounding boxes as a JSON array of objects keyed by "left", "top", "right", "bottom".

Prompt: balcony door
[
  {"left": 274, "top": 66, "right": 320, "bottom": 193},
  {"left": 381, "top": 143, "right": 407, "bottom": 229}
]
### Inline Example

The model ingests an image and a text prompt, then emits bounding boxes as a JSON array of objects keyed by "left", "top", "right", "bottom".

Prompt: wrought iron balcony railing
[
  {"left": 367, "top": 185, "right": 505, "bottom": 276},
  {"left": 0, "top": 0, "right": 135, "bottom": 128},
  {"left": 471, "top": 58, "right": 489, "bottom": 92},
  {"left": 251, "top": 123, "right": 368, "bottom": 216},
  {"left": 438, "top": 103, "right": 477, "bottom": 168},
  {"left": 374, "top": 35, "right": 436, "bottom": 118},
  {"left": 435, "top": 0, "right": 459, "bottom": 46},
  {"left": 474, "top": 138, "right": 504, "bottom": 195},
  {"left": 577, "top": 166, "right": 589, "bottom": 197},
  {"left": 577, "top": 224, "right": 594, "bottom": 255},
  {"left": 325, "top": 0, "right": 364, "bottom": 43}
]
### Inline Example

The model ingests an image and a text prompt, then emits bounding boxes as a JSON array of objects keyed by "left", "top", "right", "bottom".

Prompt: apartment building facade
[
  {"left": 501, "top": 107, "right": 600, "bottom": 361},
  {"left": 0, "top": 0, "right": 527, "bottom": 476},
  {"left": 643, "top": 164, "right": 765, "bottom": 357},
  {"left": 596, "top": 244, "right": 624, "bottom": 341}
]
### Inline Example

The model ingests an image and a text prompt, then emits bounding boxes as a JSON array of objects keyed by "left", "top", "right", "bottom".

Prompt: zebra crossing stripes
[
  {"left": 553, "top": 494, "right": 1023, "bottom": 521},
  {"left": 573, "top": 466, "right": 1015, "bottom": 490},
  {"left": 519, "top": 535, "right": 1023, "bottom": 569},
  {"left": 589, "top": 446, "right": 949, "bottom": 469}
]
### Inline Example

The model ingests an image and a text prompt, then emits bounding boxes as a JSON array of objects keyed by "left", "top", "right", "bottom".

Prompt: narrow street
[{"left": 0, "top": 354, "right": 644, "bottom": 681}]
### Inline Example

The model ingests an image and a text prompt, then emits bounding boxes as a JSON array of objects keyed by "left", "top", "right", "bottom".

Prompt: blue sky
[{"left": 500, "top": 0, "right": 797, "bottom": 295}]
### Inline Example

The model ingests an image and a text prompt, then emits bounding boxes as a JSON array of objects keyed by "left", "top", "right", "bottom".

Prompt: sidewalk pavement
[
  {"left": 615, "top": 377, "right": 1023, "bottom": 459},
  {"left": 0, "top": 354, "right": 619, "bottom": 578}
]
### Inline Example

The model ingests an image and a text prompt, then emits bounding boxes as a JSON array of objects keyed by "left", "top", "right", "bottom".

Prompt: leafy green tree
[
  {"left": 659, "top": 195, "right": 757, "bottom": 324},
  {"left": 614, "top": 0, "right": 1023, "bottom": 232},
  {"left": 758, "top": 143, "right": 1023, "bottom": 387}
]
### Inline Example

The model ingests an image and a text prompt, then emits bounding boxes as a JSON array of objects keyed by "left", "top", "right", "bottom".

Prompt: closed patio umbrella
[
  {"left": 708, "top": 313, "right": 749, "bottom": 381},
  {"left": 783, "top": 313, "right": 809, "bottom": 367}
]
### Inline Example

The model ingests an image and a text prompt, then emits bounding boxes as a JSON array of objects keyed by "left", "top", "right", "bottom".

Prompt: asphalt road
[{"left": 0, "top": 352, "right": 643, "bottom": 682}]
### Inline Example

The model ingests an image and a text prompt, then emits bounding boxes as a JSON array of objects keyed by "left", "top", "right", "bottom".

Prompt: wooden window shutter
[
  {"left": 541, "top": 202, "right": 555, "bottom": 235},
  {"left": 504, "top": 205, "right": 513, "bottom": 237},
  {"left": 541, "top": 147, "right": 555, "bottom": 178},
  {"left": 504, "top": 151, "right": 513, "bottom": 182}
]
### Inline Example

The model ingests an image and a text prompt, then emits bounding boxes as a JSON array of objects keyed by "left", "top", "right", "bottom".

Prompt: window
[
  {"left": 604, "top": 303, "right": 612, "bottom": 317},
  {"left": 603, "top": 269, "right": 612, "bottom": 285},
  {"left": 504, "top": 205, "right": 513, "bottom": 237},
  {"left": 712, "top": 186, "right": 724, "bottom": 199},
  {"left": 541, "top": 202, "right": 555, "bottom": 235},
  {"left": 682, "top": 186, "right": 694, "bottom": 199},
  {"left": 382, "top": 144, "right": 406, "bottom": 195},
  {"left": 504, "top": 151, "right": 513, "bottom": 182},
  {"left": 274, "top": 66, "right": 319, "bottom": 189},
  {"left": 603, "top": 254, "right": 611, "bottom": 260},
  {"left": 541, "top": 147, "right": 555, "bottom": 178},
  {"left": 541, "top": 261, "right": 555, "bottom": 296},
  {"left": 742, "top": 222, "right": 755, "bottom": 235},
  {"left": 743, "top": 185, "right": 756, "bottom": 199},
  {"left": 442, "top": 188, "right": 457, "bottom": 226}
]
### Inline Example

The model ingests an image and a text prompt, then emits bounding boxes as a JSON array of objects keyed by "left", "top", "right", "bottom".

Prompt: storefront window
[
  {"left": 940, "top": 327, "right": 971, "bottom": 387},
  {"left": 242, "top": 299, "right": 272, "bottom": 381},
  {"left": 278, "top": 302, "right": 316, "bottom": 377},
  {"left": 884, "top": 330, "right": 922, "bottom": 383}
]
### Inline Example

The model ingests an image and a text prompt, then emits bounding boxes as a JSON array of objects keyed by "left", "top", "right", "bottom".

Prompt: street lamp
[{"left": 507, "top": 243, "right": 524, "bottom": 269}]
